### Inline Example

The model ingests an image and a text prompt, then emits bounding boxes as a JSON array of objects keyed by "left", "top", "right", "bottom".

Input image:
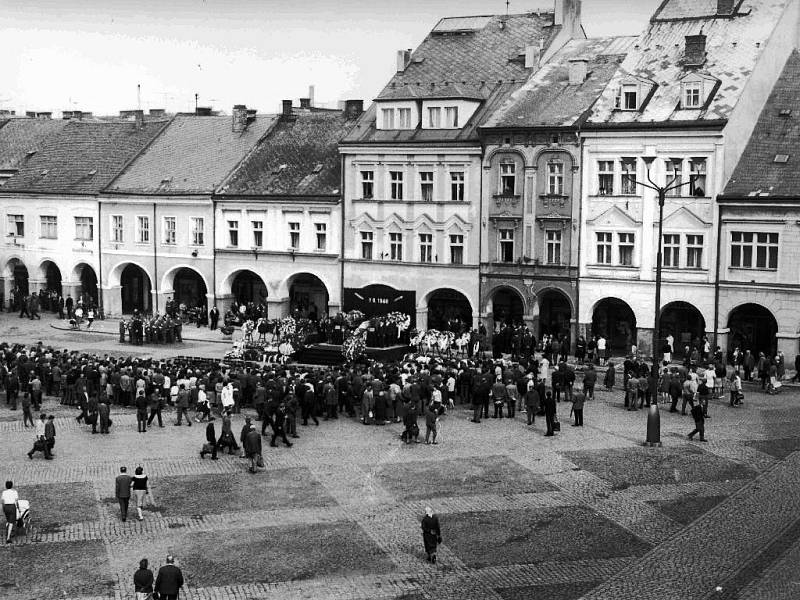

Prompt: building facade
[
  {"left": 101, "top": 108, "right": 277, "bottom": 317},
  {"left": 578, "top": 0, "right": 799, "bottom": 356},
  {"left": 478, "top": 36, "right": 633, "bottom": 343},
  {"left": 340, "top": 5, "right": 582, "bottom": 331},
  {"left": 717, "top": 50, "right": 800, "bottom": 357},
  {"left": 0, "top": 116, "right": 168, "bottom": 312},
  {"left": 214, "top": 101, "right": 360, "bottom": 319}
]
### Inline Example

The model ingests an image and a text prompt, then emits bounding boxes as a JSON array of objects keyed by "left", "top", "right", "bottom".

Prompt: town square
[{"left": 2, "top": 0, "right": 800, "bottom": 598}]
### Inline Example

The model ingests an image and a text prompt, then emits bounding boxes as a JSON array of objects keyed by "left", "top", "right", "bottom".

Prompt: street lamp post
[{"left": 624, "top": 156, "right": 700, "bottom": 447}]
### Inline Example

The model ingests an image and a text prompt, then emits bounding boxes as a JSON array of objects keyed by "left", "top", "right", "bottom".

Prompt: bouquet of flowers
[
  {"left": 385, "top": 311, "right": 411, "bottom": 337},
  {"left": 342, "top": 329, "right": 368, "bottom": 362},
  {"left": 344, "top": 310, "right": 366, "bottom": 329},
  {"left": 280, "top": 316, "right": 297, "bottom": 337}
]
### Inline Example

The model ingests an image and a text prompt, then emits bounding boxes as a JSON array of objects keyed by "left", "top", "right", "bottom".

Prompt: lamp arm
[{"left": 664, "top": 173, "right": 699, "bottom": 195}]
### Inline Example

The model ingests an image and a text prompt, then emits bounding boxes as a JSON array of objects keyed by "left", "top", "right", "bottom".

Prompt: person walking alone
[
  {"left": 421, "top": 506, "right": 442, "bottom": 563},
  {"left": 133, "top": 558, "right": 154, "bottom": 600},
  {"left": 688, "top": 401, "right": 707, "bottom": 442}
]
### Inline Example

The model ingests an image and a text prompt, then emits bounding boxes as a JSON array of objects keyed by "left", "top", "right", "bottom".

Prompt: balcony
[{"left": 492, "top": 193, "right": 521, "bottom": 210}]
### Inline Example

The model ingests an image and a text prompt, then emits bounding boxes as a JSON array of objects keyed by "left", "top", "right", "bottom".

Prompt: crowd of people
[{"left": 119, "top": 310, "right": 184, "bottom": 346}]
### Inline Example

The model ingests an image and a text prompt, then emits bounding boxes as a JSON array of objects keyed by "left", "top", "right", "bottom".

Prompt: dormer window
[
  {"left": 382, "top": 108, "right": 395, "bottom": 129},
  {"left": 398, "top": 108, "right": 412, "bottom": 128},
  {"left": 683, "top": 82, "right": 702, "bottom": 108},
  {"left": 445, "top": 107, "right": 459, "bottom": 128},
  {"left": 428, "top": 107, "right": 442, "bottom": 128},
  {"left": 622, "top": 85, "right": 638, "bottom": 110}
]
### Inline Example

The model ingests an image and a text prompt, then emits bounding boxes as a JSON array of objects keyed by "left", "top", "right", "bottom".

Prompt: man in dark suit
[
  {"left": 209, "top": 306, "right": 219, "bottom": 330},
  {"left": 115, "top": 466, "right": 132, "bottom": 522},
  {"left": 154, "top": 555, "right": 184, "bottom": 600}
]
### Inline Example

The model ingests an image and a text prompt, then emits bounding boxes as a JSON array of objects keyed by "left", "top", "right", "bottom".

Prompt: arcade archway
[
  {"left": 427, "top": 288, "right": 472, "bottom": 332},
  {"left": 592, "top": 298, "right": 637, "bottom": 353},
  {"left": 491, "top": 287, "right": 525, "bottom": 327},
  {"left": 73, "top": 263, "right": 98, "bottom": 304},
  {"left": 120, "top": 264, "right": 152, "bottom": 314},
  {"left": 660, "top": 301, "right": 706, "bottom": 357},
  {"left": 7, "top": 259, "right": 29, "bottom": 296},
  {"left": 728, "top": 303, "right": 777, "bottom": 357},
  {"left": 170, "top": 268, "right": 208, "bottom": 309},
  {"left": 288, "top": 273, "right": 329, "bottom": 320},
  {"left": 41, "top": 261, "right": 62, "bottom": 296},
  {"left": 230, "top": 270, "right": 267, "bottom": 305},
  {"left": 539, "top": 289, "right": 571, "bottom": 339}
]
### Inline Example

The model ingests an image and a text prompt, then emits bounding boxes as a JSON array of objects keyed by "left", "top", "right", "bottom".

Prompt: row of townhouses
[{"left": 2, "top": 0, "right": 800, "bottom": 359}]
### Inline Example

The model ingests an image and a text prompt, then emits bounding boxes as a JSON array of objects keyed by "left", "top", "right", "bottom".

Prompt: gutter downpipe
[
  {"left": 97, "top": 197, "right": 103, "bottom": 315},
  {"left": 574, "top": 127, "right": 583, "bottom": 348},
  {"left": 212, "top": 196, "right": 217, "bottom": 313},
  {"left": 713, "top": 197, "right": 723, "bottom": 352},
  {"left": 477, "top": 142, "right": 484, "bottom": 333},
  {"left": 340, "top": 153, "right": 345, "bottom": 317},
  {"left": 153, "top": 202, "right": 158, "bottom": 314}
]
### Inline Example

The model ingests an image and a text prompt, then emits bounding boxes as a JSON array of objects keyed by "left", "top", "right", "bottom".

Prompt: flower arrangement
[
  {"left": 385, "top": 311, "right": 411, "bottom": 335},
  {"left": 280, "top": 316, "right": 297, "bottom": 337},
  {"left": 344, "top": 310, "right": 366, "bottom": 329},
  {"left": 342, "top": 328, "right": 368, "bottom": 362},
  {"left": 219, "top": 325, "right": 234, "bottom": 336}
]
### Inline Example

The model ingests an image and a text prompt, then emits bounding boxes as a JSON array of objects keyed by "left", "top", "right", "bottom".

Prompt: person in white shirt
[
  {"left": 195, "top": 385, "right": 211, "bottom": 422},
  {"left": 2, "top": 481, "right": 19, "bottom": 543},
  {"left": 597, "top": 336, "right": 607, "bottom": 365}
]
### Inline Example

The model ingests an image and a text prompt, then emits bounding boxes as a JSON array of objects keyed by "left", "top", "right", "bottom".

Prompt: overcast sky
[{"left": 1, "top": 0, "right": 661, "bottom": 116}]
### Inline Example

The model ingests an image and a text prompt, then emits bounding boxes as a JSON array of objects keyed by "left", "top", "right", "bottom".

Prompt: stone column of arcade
[
  {"left": 103, "top": 284, "right": 123, "bottom": 318},
  {"left": 28, "top": 278, "right": 46, "bottom": 294}
]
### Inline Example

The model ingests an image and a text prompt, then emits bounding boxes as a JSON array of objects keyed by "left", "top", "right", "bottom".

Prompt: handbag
[
  {"left": 553, "top": 419, "right": 561, "bottom": 432},
  {"left": 256, "top": 454, "right": 265, "bottom": 468}
]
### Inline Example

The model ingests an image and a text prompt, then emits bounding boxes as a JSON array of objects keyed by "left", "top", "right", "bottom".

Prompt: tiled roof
[
  {"left": 723, "top": 50, "right": 800, "bottom": 198},
  {"left": 108, "top": 114, "right": 278, "bottom": 194},
  {"left": 483, "top": 36, "right": 636, "bottom": 129},
  {"left": 587, "top": 0, "right": 790, "bottom": 126},
  {"left": 217, "top": 109, "right": 356, "bottom": 197},
  {"left": 0, "top": 118, "right": 68, "bottom": 172},
  {"left": 343, "top": 12, "right": 562, "bottom": 145},
  {"left": 375, "top": 13, "right": 560, "bottom": 102},
  {"left": 0, "top": 119, "right": 168, "bottom": 194},
  {"left": 654, "top": 0, "right": 731, "bottom": 20}
]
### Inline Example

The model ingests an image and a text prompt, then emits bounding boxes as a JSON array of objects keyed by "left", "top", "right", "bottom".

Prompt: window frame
[
  {"left": 498, "top": 227, "right": 515, "bottom": 263},
  {"left": 381, "top": 108, "right": 395, "bottom": 129},
  {"left": 227, "top": 219, "right": 239, "bottom": 247},
  {"left": 686, "top": 234, "right": 704, "bottom": 269},
  {"left": 620, "top": 158, "right": 638, "bottom": 196},
  {"left": 428, "top": 106, "right": 441, "bottom": 128},
  {"left": 360, "top": 170, "right": 374, "bottom": 200},
  {"left": 397, "top": 107, "right": 412, "bottom": 129},
  {"left": 111, "top": 215, "right": 124, "bottom": 244},
  {"left": 450, "top": 171, "right": 465, "bottom": 201},
  {"left": 8, "top": 214, "right": 24, "bottom": 237},
  {"left": 74, "top": 216, "right": 94, "bottom": 241},
  {"left": 136, "top": 215, "right": 150, "bottom": 244},
  {"left": 444, "top": 106, "right": 459, "bottom": 128},
  {"left": 360, "top": 230, "right": 373, "bottom": 260},
  {"left": 251, "top": 220, "right": 264, "bottom": 248},
  {"left": 499, "top": 162, "right": 516, "bottom": 196},
  {"left": 597, "top": 160, "right": 615, "bottom": 196},
  {"left": 596, "top": 231, "right": 612, "bottom": 264},
  {"left": 389, "top": 231, "right": 403, "bottom": 261},
  {"left": 162, "top": 216, "right": 177, "bottom": 246},
  {"left": 545, "top": 229, "right": 562, "bottom": 265},
  {"left": 547, "top": 161, "right": 564, "bottom": 196},
  {"left": 315, "top": 222, "right": 327, "bottom": 252},
  {"left": 191, "top": 217, "right": 204, "bottom": 246},
  {"left": 730, "top": 231, "right": 778, "bottom": 270},
  {"left": 419, "top": 232, "right": 433, "bottom": 263},
  {"left": 288, "top": 221, "right": 300, "bottom": 250},
  {"left": 449, "top": 233, "right": 464, "bottom": 264},
  {"left": 662, "top": 233, "right": 681, "bottom": 268},
  {"left": 683, "top": 82, "right": 702, "bottom": 109},
  {"left": 689, "top": 159, "right": 707, "bottom": 197},
  {"left": 389, "top": 170, "right": 404, "bottom": 200},
  {"left": 618, "top": 232, "right": 635, "bottom": 266},
  {"left": 419, "top": 170, "right": 434, "bottom": 202},
  {"left": 39, "top": 215, "right": 58, "bottom": 239}
]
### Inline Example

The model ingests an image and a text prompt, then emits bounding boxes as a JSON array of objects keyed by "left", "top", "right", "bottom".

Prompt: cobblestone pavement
[{"left": 0, "top": 320, "right": 798, "bottom": 599}]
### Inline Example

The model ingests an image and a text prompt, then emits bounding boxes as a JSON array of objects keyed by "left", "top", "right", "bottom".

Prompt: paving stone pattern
[{"left": 0, "top": 316, "right": 799, "bottom": 599}]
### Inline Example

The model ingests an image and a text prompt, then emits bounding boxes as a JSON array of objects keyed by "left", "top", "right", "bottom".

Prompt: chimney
[
  {"left": 195, "top": 106, "right": 212, "bottom": 116},
  {"left": 396, "top": 49, "right": 412, "bottom": 73},
  {"left": 524, "top": 45, "right": 541, "bottom": 69},
  {"left": 149, "top": 109, "right": 165, "bottom": 117},
  {"left": 232, "top": 104, "right": 248, "bottom": 132},
  {"left": 685, "top": 34, "right": 707, "bottom": 66},
  {"left": 308, "top": 85, "right": 315, "bottom": 107},
  {"left": 553, "top": 0, "right": 582, "bottom": 39},
  {"left": 120, "top": 109, "right": 144, "bottom": 127},
  {"left": 28, "top": 111, "right": 52, "bottom": 120},
  {"left": 282, "top": 99, "right": 293, "bottom": 118},
  {"left": 246, "top": 108, "right": 257, "bottom": 125},
  {"left": 299, "top": 98, "right": 311, "bottom": 109},
  {"left": 344, "top": 99, "right": 364, "bottom": 119},
  {"left": 717, "top": 0, "right": 735, "bottom": 15},
  {"left": 568, "top": 58, "right": 589, "bottom": 84}
]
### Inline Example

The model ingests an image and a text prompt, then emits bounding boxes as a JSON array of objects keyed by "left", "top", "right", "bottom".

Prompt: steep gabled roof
[
  {"left": 587, "top": 0, "right": 790, "bottom": 126},
  {"left": 723, "top": 50, "right": 800, "bottom": 198},
  {"left": 107, "top": 114, "right": 278, "bottom": 194},
  {"left": 218, "top": 109, "right": 356, "bottom": 197},
  {"left": 0, "top": 118, "right": 69, "bottom": 173},
  {"left": 342, "top": 12, "right": 564, "bottom": 145},
  {"left": 483, "top": 36, "right": 636, "bottom": 129},
  {"left": 0, "top": 119, "right": 169, "bottom": 194}
]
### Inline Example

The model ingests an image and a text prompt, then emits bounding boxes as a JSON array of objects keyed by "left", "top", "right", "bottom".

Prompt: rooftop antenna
[
  {"left": 137, "top": 84, "right": 141, "bottom": 110},
  {"left": 194, "top": 93, "right": 199, "bottom": 112},
  {"left": 506, "top": 0, "right": 510, "bottom": 16}
]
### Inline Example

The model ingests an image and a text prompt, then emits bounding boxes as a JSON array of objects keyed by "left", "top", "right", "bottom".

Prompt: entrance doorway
[{"left": 120, "top": 264, "right": 152, "bottom": 313}]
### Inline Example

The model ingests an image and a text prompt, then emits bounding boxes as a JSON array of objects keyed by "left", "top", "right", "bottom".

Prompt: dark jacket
[
  {"left": 244, "top": 429, "right": 262, "bottom": 456},
  {"left": 133, "top": 567, "right": 154, "bottom": 593},
  {"left": 115, "top": 474, "right": 132, "bottom": 499},
  {"left": 155, "top": 564, "right": 184, "bottom": 596}
]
